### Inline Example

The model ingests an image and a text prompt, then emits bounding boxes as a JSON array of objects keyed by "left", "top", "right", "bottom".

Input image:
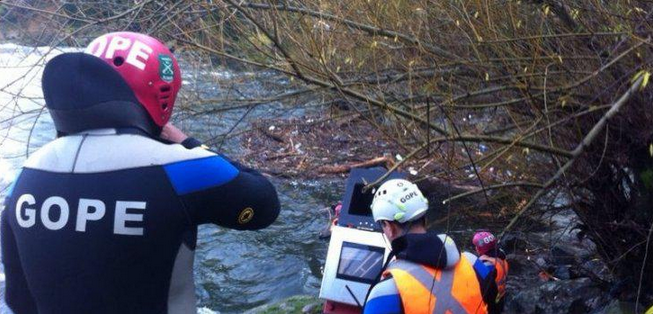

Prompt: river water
[{"left": 0, "top": 43, "right": 342, "bottom": 313}]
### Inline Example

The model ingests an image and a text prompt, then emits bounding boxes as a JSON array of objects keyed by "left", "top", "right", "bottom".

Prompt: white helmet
[{"left": 371, "top": 179, "right": 429, "bottom": 223}]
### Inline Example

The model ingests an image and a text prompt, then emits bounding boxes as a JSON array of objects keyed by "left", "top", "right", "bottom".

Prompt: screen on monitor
[
  {"left": 347, "top": 183, "right": 376, "bottom": 217},
  {"left": 336, "top": 242, "right": 385, "bottom": 284}
]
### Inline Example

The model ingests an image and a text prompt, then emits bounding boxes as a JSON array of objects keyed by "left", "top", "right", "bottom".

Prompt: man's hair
[{"left": 394, "top": 216, "right": 427, "bottom": 232}]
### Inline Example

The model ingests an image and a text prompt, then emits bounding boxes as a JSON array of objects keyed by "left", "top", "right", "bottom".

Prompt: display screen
[
  {"left": 336, "top": 242, "right": 385, "bottom": 284},
  {"left": 347, "top": 183, "right": 376, "bottom": 216}
]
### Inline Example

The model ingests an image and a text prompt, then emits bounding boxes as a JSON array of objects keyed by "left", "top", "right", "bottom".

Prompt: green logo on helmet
[{"left": 158, "top": 54, "right": 174, "bottom": 82}]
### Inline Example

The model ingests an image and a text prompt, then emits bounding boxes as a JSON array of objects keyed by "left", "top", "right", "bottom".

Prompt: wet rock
[
  {"left": 505, "top": 277, "right": 607, "bottom": 313},
  {"left": 599, "top": 299, "right": 644, "bottom": 314},
  {"left": 505, "top": 254, "right": 528, "bottom": 274},
  {"left": 568, "top": 298, "right": 591, "bottom": 313},
  {"left": 579, "top": 258, "right": 611, "bottom": 281},
  {"left": 553, "top": 265, "right": 571, "bottom": 280},
  {"left": 549, "top": 246, "right": 578, "bottom": 265},
  {"left": 301, "top": 303, "right": 321, "bottom": 314},
  {"left": 500, "top": 233, "right": 528, "bottom": 253}
]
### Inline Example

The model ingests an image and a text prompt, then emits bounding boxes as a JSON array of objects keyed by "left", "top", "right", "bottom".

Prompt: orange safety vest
[
  {"left": 382, "top": 256, "right": 488, "bottom": 314},
  {"left": 480, "top": 255, "right": 509, "bottom": 300}
]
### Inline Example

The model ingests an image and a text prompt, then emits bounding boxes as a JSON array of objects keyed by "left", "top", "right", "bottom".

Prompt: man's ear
[{"left": 387, "top": 221, "right": 402, "bottom": 239}]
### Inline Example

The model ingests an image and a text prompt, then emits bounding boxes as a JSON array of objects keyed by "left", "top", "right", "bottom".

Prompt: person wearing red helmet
[
  {"left": 1, "top": 32, "right": 280, "bottom": 313},
  {"left": 85, "top": 32, "right": 181, "bottom": 128},
  {"left": 472, "top": 231, "right": 509, "bottom": 313}
]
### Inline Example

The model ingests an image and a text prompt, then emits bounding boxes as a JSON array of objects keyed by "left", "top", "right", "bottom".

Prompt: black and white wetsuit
[{"left": 1, "top": 129, "right": 280, "bottom": 313}]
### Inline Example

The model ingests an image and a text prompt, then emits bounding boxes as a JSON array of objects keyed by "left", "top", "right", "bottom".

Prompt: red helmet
[
  {"left": 472, "top": 231, "right": 497, "bottom": 255},
  {"left": 85, "top": 32, "right": 181, "bottom": 127}
]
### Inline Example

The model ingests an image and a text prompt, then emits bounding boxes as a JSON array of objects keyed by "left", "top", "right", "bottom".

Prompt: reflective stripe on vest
[
  {"left": 480, "top": 255, "right": 509, "bottom": 299},
  {"left": 383, "top": 257, "right": 488, "bottom": 314}
]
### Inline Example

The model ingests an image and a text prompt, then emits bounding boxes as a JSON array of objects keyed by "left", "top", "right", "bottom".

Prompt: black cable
[
  {"left": 362, "top": 248, "right": 398, "bottom": 310},
  {"left": 345, "top": 285, "right": 362, "bottom": 308}
]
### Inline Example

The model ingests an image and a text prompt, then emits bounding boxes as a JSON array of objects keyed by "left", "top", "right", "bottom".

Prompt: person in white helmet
[{"left": 363, "top": 179, "right": 491, "bottom": 314}]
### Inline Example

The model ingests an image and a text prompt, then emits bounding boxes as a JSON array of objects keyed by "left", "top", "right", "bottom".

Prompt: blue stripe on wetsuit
[
  {"left": 164, "top": 156, "right": 239, "bottom": 195},
  {"left": 364, "top": 294, "right": 403, "bottom": 314}
]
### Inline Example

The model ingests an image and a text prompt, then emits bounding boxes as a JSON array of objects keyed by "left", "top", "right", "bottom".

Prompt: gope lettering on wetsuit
[{"left": 1, "top": 33, "right": 280, "bottom": 313}]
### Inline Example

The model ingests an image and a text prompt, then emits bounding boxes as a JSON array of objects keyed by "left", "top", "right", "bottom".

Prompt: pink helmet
[
  {"left": 85, "top": 32, "right": 182, "bottom": 127},
  {"left": 472, "top": 231, "right": 497, "bottom": 255}
]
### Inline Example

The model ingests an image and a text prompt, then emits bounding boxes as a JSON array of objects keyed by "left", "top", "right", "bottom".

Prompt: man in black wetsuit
[{"left": 1, "top": 32, "right": 280, "bottom": 313}]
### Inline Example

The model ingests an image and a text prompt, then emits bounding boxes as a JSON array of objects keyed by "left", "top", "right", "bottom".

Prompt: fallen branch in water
[
  {"left": 264, "top": 152, "right": 299, "bottom": 161},
  {"left": 318, "top": 156, "right": 396, "bottom": 174}
]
